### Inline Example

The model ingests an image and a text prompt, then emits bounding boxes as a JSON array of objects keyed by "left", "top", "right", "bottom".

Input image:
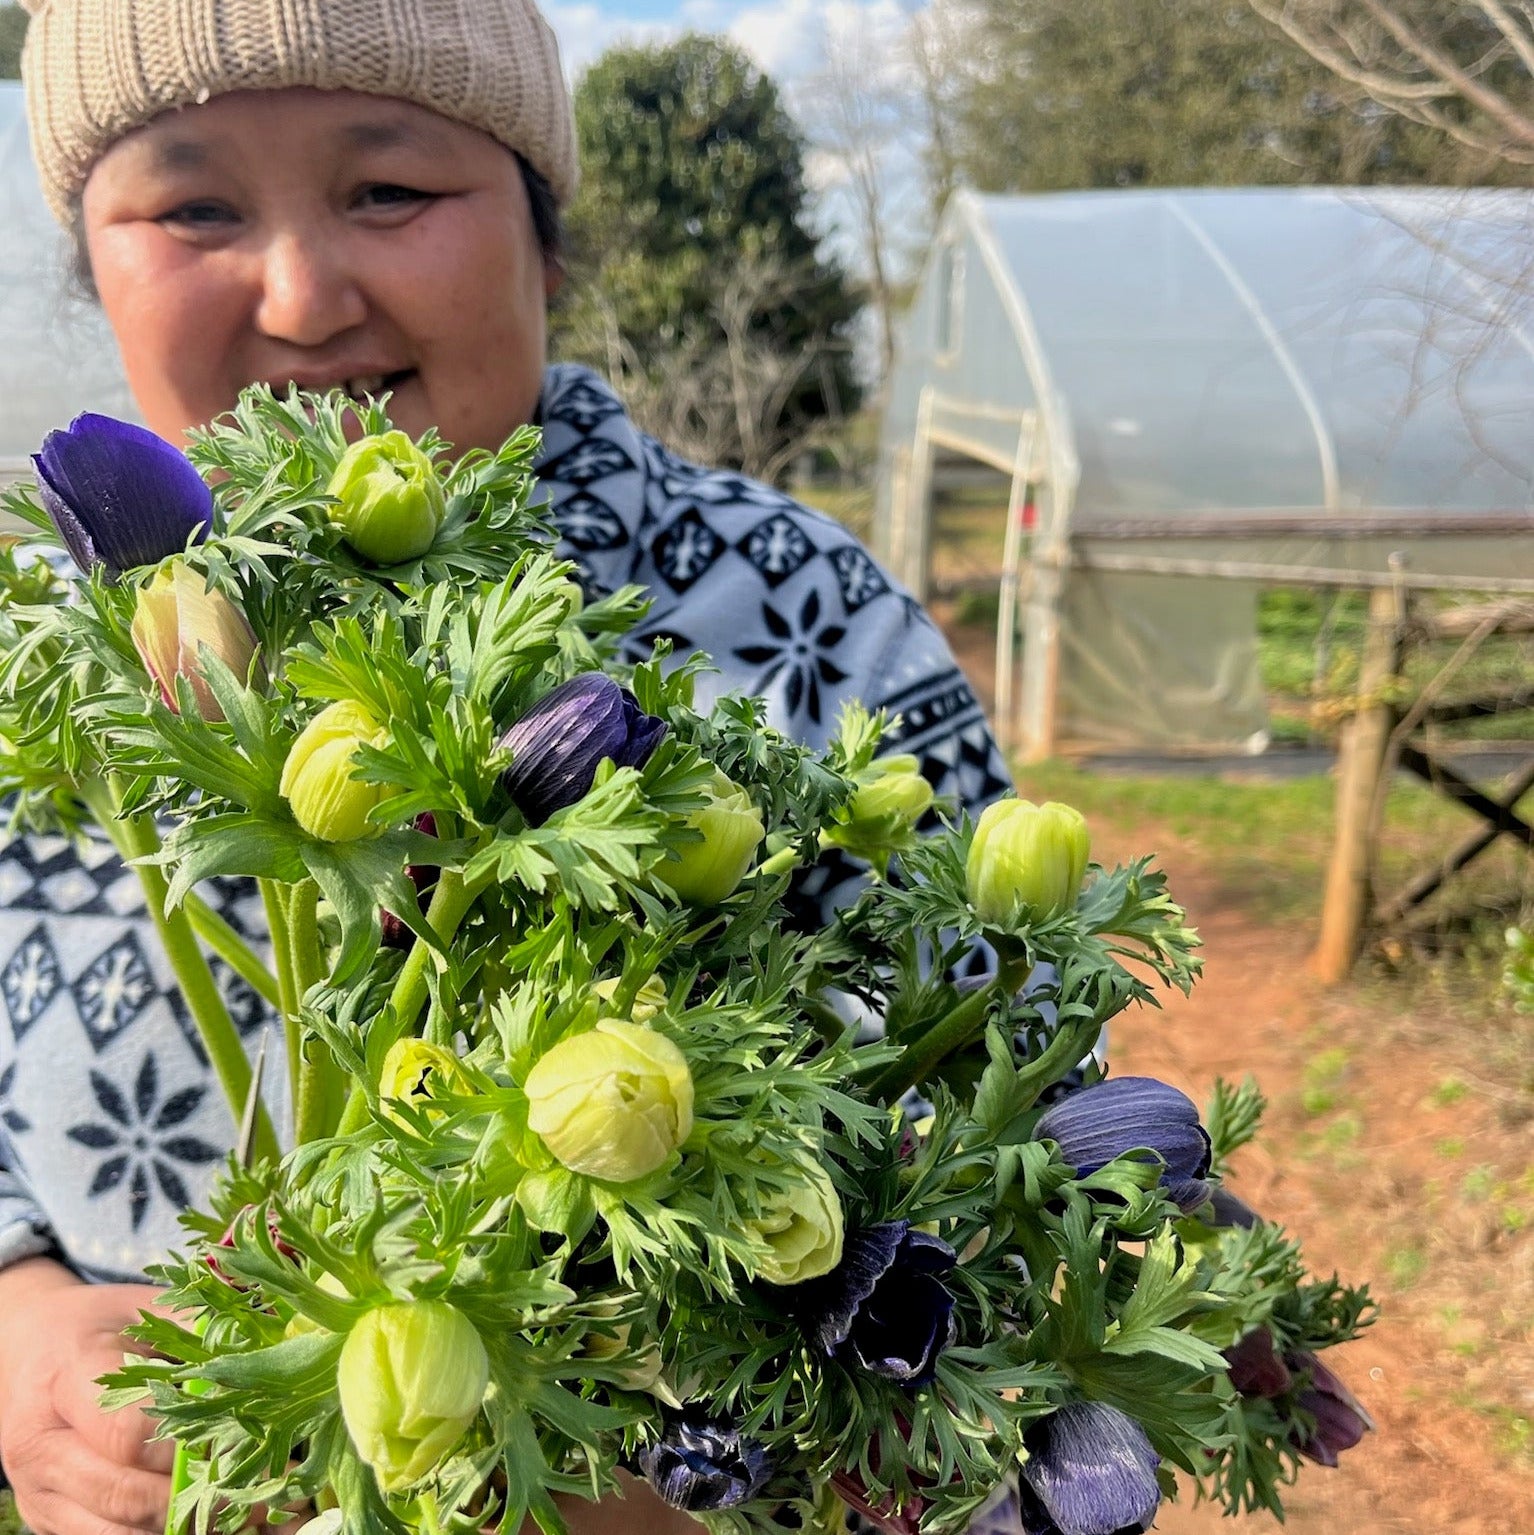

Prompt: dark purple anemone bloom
[
  {"left": 1033, "top": 1076, "right": 1213, "bottom": 1213},
  {"left": 1288, "top": 1351, "right": 1375, "bottom": 1467},
  {"left": 498, "top": 673, "right": 666, "bottom": 825},
  {"left": 799, "top": 1221, "right": 957, "bottom": 1386},
  {"left": 638, "top": 1419, "right": 773, "bottom": 1512},
  {"left": 1222, "top": 1325, "right": 1293, "bottom": 1400},
  {"left": 1019, "top": 1401, "right": 1161, "bottom": 1535},
  {"left": 33, "top": 413, "right": 213, "bottom": 579}
]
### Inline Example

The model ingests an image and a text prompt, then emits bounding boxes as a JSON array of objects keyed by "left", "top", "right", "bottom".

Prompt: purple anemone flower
[
  {"left": 638, "top": 1418, "right": 773, "bottom": 1512},
  {"left": 1222, "top": 1325, "right": 1293, "bottom": 1400},
  {"left": 1288, "top": 1351, "right": 1375, "bottom": 1467},
  {"left": 33, "top": 414, "right": 213, "bottom": 578},
  {"left": 1033, "top": 1076, "right": 1213, "bottom": 1213},
  {"left": 1019, "top": 1401, "right": 1161, "bottom": 1535},
  {"left": 498, "top": 673, "right": 666, "bottom": 825},
  {"left": 799, "top": 1221, "right": 957, "bottom": 1386}
]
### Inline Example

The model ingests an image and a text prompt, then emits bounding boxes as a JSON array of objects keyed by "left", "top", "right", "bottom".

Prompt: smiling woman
[{"left": 0, "top": 3, "right": 1015, "bottom": 1534}]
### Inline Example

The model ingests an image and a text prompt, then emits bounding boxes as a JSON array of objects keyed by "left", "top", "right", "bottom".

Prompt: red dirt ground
[{"left": 1077, "top": 825, "right": 1534, "bottom": 1535}]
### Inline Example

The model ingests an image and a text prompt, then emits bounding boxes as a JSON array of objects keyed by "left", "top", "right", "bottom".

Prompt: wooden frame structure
[{"left": 1313, "top": 588, "right": 1534, "bottom": 982}]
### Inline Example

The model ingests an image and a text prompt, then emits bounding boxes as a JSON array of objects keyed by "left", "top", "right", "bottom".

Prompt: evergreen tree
[
  {"left": 555, "top": 34, "right": 862, "bottom": 479},
  {"left": 1, "top": 5, "right": 26, "bottom": 79}
]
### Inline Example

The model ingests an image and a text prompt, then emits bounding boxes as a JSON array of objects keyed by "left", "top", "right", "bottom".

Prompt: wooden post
[{"left": 1310, "top": 584, "right": 1406, "bottom": 982}]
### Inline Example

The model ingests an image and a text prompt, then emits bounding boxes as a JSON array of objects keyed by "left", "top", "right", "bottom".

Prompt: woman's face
[{"left": 81, "top": 88, "right": 561, "bottom": 453}]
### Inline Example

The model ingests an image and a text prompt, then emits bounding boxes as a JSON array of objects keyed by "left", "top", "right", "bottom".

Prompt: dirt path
[{"left": 1086, "top": 825, "right": 1534, "bottom": 1535}]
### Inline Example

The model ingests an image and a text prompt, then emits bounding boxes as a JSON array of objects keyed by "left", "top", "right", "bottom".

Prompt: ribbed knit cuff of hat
[{"left": 19, "top": 0, "right": 579, "bottom": 224}]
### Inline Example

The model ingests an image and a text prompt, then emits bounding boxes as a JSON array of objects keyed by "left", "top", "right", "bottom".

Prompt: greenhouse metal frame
[{"left": 876, "top": 187, "right": 1534, "bottom": 759}]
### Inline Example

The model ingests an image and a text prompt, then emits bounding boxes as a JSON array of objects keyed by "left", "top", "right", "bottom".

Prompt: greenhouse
[
  {"left": 876, "top": 188, "right": 1534, "bottom": 759},
  {"left": 1, "top": 83, "right": 137, "bottom": 493}
]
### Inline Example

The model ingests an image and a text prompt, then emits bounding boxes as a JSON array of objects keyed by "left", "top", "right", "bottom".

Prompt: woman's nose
[{"left": 253, "top": 229, "right": 368, "bottom": 346}]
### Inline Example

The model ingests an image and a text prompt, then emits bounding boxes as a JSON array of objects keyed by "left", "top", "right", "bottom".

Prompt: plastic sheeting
[
  {"left": 877, "top": 188, "right": 1534, "bottom": 755},
  {"left": 0, "top": 82, "right": 138, "bottom": 491}
]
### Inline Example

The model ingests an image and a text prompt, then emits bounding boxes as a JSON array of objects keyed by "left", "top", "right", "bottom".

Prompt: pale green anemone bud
[
  {"left": 822, "top": 753, "right": 934, "bottom": 867},
  {"left": 379, "top": 1039, "right": 471, "bottom": 1124},
  {"left": 524, "top": 1019, "right": 694, "bottom": 1182},
  {"left": 337, "top": 1301, "right": 489, "bottom": 1495},
  {"left": 280, "top": 699, "right": 401, "bottom": 842},
  {"left": 326, "top": 431, "right": 446, "bottom": 564},
  {"left": 656, "top": 770, "right": 765, "bottom": 905},
  {"left": 745, "top": 1161, "right": 844, "bottom": 1285},
  {"left": 592, "top": 974, "right": 667, "bottom": 1024},
  {"left": 966, "top": 798, "right": 1090, "bottom": 928},
  {"left": 131, "top": 560, "right": 262, "bottom": 722}
]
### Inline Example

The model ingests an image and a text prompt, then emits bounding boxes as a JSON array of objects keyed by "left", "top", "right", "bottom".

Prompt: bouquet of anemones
[{"left": 0, "top": 394, "right": 1374, "bottom": 1535}]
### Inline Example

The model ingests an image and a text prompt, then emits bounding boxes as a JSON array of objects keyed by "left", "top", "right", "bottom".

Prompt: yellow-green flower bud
[
  {"left": 327, "top": 431, "right": 445, "bottom": 564},
  {"left": 524, "top": 1019, "right": 693, "bottom": 1182},
  {"left": 280, "top": 700, "right": 400, "bottom": 842},
  {"left": 591, "top": 974, "right": 667, "bottom": 1023},
  {"left": 746, "top": 1161, "right": 844, "bottom": 1285},
  {"left": 131, "top": 561, "right": 262, "bottom": 722},
  {"left": 966, "top": 798, "right": 1090, "bottom": 927},
  {"left": 656, "top": 770, "right": 764, "bottom": 905},
  {"left": 379, "top": 1039, "right": 471, "bottom": 1124},
  {"left": 338, "top": 1301, "right": 489, "bottom": 1494},
  {"left": 822, "top": 753, "right": 934, "bottom": 866}
]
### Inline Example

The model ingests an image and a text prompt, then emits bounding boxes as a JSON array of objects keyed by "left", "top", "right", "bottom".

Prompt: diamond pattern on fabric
[
  {"left": 553, "top": 491, "right": 627, "bottom": 551},
  {"left": 538, "top": 435, "right": 635, "bottom": 487},
  {"left": 541, "top": 375, "right": 626, "bottom": 432},
  {"left": 652, "top": 507, "right": 726, "bottom": 592},
  {"left": 2, "top": 924, "right": 63, "bottom": 1039},
  {"left": 72, "top": 931, "right": 159, "bottom": 1052},
  {"left": 737, "top": 514, "right": 813, "bottom": 587},
  {"left": 830, "top": 545, "right": 890, "bottom": 613}
]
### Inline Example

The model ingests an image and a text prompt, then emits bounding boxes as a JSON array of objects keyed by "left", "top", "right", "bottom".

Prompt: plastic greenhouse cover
[
  {"left": 1, "top": 82, "right": 138, "bottom": 484},
  {"left": 978, "top": 188, "right": 1534, "bottom": 523}
]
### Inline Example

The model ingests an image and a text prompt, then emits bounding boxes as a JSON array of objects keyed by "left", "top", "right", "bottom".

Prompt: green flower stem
[
  {"left": 335, "top": 868, "right": 481, "bottom": 1137},
  {"left": 859, "top": 984, "right": 997, "bottom": 1103},
  {"left": 260, "top": 878, "right": 302, "bottom": 1112},
  {"left": 289, "top": 881, "right": 346, "bottom": 1144},
  {"left": 117, "top": 810, "right": 280, "bottom": 1164},
  {"left": 182, "top": 893, "right": 280, "bottom": 1008},
  {"left": 1007, "top": 1015, "right": 1104, "bottom": 1112}
]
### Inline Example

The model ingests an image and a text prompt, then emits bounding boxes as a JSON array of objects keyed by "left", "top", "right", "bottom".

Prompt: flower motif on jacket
[
  {"left": 733, "top": 589, "right": 849, "bottom": 725},
  {"left": 67, "top": 1054, "right": 219, "bottom": 1229}
]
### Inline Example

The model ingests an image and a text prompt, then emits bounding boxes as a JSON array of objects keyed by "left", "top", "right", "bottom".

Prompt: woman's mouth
[{"left": 342, "top": 368, "right": 416, "bottom": 401}]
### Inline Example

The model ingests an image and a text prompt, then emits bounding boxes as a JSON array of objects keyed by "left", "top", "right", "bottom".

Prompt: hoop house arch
[
  {"left": 877, "top": 188, "right": 1534, "bottom": 759},
  {"left": 0, "top": 83, "right": 138, "bottom": 497}
]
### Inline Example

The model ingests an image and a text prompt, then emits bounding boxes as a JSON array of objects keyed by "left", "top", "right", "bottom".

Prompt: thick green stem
[
  {"left": 182, "top": 894, "right": 280, "bottom": 1008},
  {"left": 289, "top": 882, "right": 345, "bottom": 1144},
  {"left": 117, "top": 812, "right": 280, "bottom": 1163},
  {"left": 859, "top": 984, "right": 998, "bottom": 1102},
  {"left": 260, "top": 878, "right": 302, "bottom": 1112},
  {"left": 1007, "top": 1016, "right": 1104, "bottom": 1112}
]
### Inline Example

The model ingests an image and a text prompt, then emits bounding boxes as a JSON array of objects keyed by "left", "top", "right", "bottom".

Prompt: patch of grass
[
  {"left": 0, "top": 1493, "right": 20, "bottom": 1534},
  {"left": 1385, "top": 1243, "right": 1431, "bottom": 1290},
  {"left": 1301, "top": 1048, "right": 1351, "bottom": 1115},
  {"left": 1435, "top": 1137, "right": 1467, "bottom": 1159},
  {"left": 1430, "top": 1076, "right": 1470, "bottom": 1107},
  {"left": 1462, "top": 1165, "right": 1498, "bottom": 1201}
]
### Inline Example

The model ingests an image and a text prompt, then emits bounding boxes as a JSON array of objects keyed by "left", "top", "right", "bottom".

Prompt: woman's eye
[
  {"left": 356, "top": 183, "right": 435, "bottom": 212},
  {"left": 159, "top": 200, "right": 239, "bottom": 230}
]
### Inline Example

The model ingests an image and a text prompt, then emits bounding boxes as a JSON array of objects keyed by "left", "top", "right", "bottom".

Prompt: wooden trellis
[{"left": 1312, "top": 590, "right": 1534, "bottom": 983}]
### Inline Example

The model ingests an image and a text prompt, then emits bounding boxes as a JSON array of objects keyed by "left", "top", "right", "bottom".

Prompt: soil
[{"left": 932, "top": 606, "right": 1534, "bottom": 1533}]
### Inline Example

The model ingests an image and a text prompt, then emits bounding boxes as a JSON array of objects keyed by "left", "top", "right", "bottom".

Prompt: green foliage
[
  {"left": 0, "top": 5, "right": 24, "bottom": 79},
  {"left": 556, "top": 35, "right": 861, "bottom": 478},
  {"left": 943, "top": 0, "right": 1521, "bottom": 193}
]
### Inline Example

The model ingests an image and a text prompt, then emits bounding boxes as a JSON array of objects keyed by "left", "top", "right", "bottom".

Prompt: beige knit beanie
[{"left": 20, "top": 0, "right": 579, "bottom": 224}]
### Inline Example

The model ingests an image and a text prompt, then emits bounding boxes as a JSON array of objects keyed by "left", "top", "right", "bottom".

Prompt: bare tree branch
[{"left": 1250, "top": 0, "right": 1534, "bottom": 164}]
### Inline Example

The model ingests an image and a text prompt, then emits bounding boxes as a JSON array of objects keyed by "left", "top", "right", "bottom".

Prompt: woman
[{"left": 0, "top": 3, "right": 1011, "bottom": 1531}]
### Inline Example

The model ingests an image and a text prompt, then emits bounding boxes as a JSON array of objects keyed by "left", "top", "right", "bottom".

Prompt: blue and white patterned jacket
[{"left": 0, "top": 365, "right": 1011, "bottom": 1283}]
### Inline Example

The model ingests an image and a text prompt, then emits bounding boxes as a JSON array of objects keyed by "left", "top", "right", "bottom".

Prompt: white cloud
[{"left": 542, "top": 2, "right": 679, "bottom": 77}]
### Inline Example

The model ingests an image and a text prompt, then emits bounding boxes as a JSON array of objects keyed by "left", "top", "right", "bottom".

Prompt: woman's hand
[{"left": 0, "top": 1257, "right": 174, "bottom": 1535}]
